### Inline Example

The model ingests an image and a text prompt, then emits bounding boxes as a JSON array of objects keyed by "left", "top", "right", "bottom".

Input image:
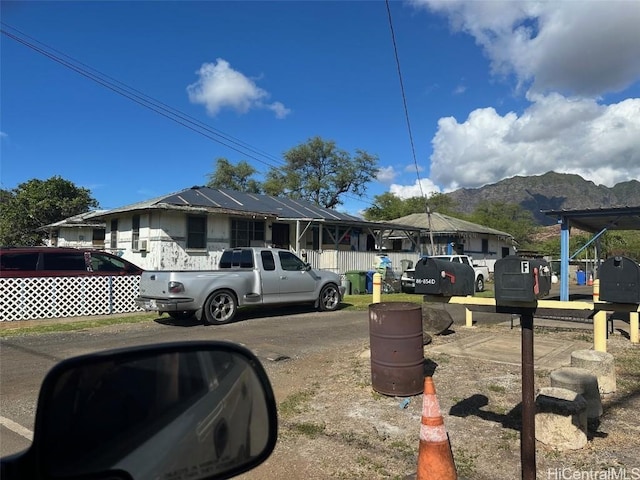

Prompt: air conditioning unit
[{"left": 139, "top": 240, "right": 148, "bottom": 252}]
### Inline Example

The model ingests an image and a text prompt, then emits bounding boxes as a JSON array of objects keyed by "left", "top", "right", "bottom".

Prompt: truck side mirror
[{"left": 1, "top": 342, "right": 278, "bottom": 480}]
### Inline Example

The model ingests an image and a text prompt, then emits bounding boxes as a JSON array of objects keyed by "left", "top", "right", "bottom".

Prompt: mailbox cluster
[
  {"left": 599, "top": 256, "right": 640, "bottom": 304},
  {"left": 494, "top": 256, "right": 551, "bottom": 304},
  {"left": 413, "top": 257, "right": 475, "bottom": 296}
]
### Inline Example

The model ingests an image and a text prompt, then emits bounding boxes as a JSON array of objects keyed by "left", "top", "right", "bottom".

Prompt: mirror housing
[{"left": 1, "top": 341, "right": 278, "bottom": 480}]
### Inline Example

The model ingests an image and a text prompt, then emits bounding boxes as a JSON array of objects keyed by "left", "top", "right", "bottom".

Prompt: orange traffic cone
[
  {"left": 587, "top": 273, "right": 594, "bottom": 286},
  {"left": 416, "top": 376, "right": 457, "bottom": 480}
]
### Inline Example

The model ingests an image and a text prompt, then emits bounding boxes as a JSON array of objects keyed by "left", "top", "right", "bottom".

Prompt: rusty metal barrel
[{"left": 369, "top": 302, "right": 424, "bottom": 396}]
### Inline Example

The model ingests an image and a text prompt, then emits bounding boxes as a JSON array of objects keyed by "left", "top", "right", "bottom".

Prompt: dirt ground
[{"left": 240, "top": 322, "right": 640, "bottom": 480}]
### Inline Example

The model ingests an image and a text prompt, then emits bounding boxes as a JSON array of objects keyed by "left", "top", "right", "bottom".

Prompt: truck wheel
[
  {"left": 475, "top": 276, "right": 485, "bottom": 292},
  {"left": 318, "top": 284, "right": 340, "bottom": 312},
  {"left": 203, "top": 290, "right": 237, "bottom": 325},
  {"left": 168, "top": 310, "right": 195, "bottom": 320}
]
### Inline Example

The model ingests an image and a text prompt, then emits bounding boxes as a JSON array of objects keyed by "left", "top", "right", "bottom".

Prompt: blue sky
[{"left": 2, "top": 1, "right": 639, "bottom": 216}]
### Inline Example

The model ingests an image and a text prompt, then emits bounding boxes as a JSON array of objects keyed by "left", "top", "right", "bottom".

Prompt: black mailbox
[
  {"left": 599, "top": 256, "right": 640, "bottom": 304},
  {"left": 494, "top": 256, "right": 551, "bottom": 303},
  {"left": 414, "top": 257, "right": 475, "bottom": 296}
]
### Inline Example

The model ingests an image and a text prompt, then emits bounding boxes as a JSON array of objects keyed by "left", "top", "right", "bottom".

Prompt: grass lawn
[{"left": 0, "top": 287, "right": 496, "bottom": 336}]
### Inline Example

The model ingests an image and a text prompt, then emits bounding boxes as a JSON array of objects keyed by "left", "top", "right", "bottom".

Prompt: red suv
[{"left": 0, "top": 247, "right": 143, "bottom": 278}]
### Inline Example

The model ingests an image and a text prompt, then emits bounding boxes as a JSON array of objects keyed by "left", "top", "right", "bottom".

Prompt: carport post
[{"left": 560, "top": 219, "right": 570, "bottom": 302}]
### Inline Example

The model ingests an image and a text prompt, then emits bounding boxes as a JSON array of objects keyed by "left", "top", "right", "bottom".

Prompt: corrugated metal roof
[
  {"left": 39, "top": 210, "right": 108, "bottom": 230},
  {"left": 543, "top": 206, "right": 640, "bottom": 232},
  {"left": 101, "top": 186, "right": 366, "bottom": 221},
  {"left": 388, "top": 212, "right": 513, "bottom": 238},
  {"left": 88, "top": 187, "right": 421, "bottom": 233}
]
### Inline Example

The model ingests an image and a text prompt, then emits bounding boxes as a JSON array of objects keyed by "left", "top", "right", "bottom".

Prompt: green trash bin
[{"left": 346, "top": 270, "right": 367, "bottom": 295}]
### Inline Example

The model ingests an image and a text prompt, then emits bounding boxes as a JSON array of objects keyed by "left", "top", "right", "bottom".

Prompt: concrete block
[
  {"left": 550, "top": 367, "right": 602, "bottom": 419},
  {"left": 570, "top": 349, "right": 616, "bottom": 394},
  {"left": 535, "top": 387, "right": 588, "bottom": 450}
]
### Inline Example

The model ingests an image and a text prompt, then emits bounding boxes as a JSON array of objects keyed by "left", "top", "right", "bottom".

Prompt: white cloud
[
  {"left": 390, "top": 178, "right": 441, "bottom": 199},
  {"left": 377, "top": 166, "right": 398, "bottom": 184},
  {"left": 187, "top": 58, "right": 291, "bottom": 118},
  {"left": 428, "top": 96, "right": 640, "bottom": 190},
  {"left": 0, "top": 131, "right": 7, "bottom": 139},
  {"left": 413, "top": 0, "right": 640, "bottom": 96},
  {"left": 386, "top": 2, "right": 640, "bottom": 196},
  {"left": 267, "top": 101, "right": 291, "bottom": 119},
  {"left": 404, "top": 163, "right": 423, "bottom": 173},
  {"left": 453, "top": 83, "right": 467, "bottom": 95}
]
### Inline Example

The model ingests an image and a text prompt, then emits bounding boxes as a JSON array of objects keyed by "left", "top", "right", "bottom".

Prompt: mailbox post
[{"left": 494, "top": 256, "right": 551, "bottom": 480}]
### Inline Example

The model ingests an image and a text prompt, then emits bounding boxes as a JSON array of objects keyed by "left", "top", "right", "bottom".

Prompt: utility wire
[
  {"left": 385, "top": 0, "right": 434, "bottom": 253},
  {"left": 385, "top": 0, "right": 423, "bottom": 198},
  {"left": 1, "top": 22, "right": 379, "bottom": 210},
  {"left": 1, "top": 23, "right": 284, "bottom": 170}
]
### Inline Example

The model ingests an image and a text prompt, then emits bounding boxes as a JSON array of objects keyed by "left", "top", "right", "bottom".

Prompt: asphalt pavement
[{"left": 2, "top": 283, "right": 634, "bottom": 460}]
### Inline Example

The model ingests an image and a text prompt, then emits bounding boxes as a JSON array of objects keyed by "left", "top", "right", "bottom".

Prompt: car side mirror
[{"left": 0, "top": 342, "right": 278, "bottom": 480}]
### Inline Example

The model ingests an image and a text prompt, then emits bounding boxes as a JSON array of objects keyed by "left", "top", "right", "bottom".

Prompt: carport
[{"left": 543, "top": 206, "right": 640, "bottom": 301}]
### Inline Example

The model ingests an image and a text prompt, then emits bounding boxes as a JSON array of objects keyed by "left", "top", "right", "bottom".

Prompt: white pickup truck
[
  {"left": 401, "top": 254, "right": 490, "bottom": 293},
  {"left": 135, "top": 247, "right": 344, "bottom": 325}
]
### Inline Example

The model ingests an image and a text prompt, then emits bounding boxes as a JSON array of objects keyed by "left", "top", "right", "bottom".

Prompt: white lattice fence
[{"left": 0, "top": 275, "right": 142, "bottom": 322}]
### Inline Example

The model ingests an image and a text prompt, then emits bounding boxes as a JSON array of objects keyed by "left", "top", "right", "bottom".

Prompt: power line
[
  {"left": 1, "top": 23, "right": 285, "bottom": 171},
  {"left": 385, "top": 1, "right": 435, "bottom": 252},
  {"left": 385, "top": 0, "right": 424, "bottom": 199},
  {"left": 1, "top": 22, "right": 379, "bottom": 211}
]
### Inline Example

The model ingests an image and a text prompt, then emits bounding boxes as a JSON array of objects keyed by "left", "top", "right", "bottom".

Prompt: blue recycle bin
[
  {"left": 366, "top": 270, "right": 375, "bottom": 293},
  {"left": 576, "top": 270, "right": 586, "bottom": 285}
]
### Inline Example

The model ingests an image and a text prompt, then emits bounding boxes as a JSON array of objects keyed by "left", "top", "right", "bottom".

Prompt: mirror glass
[{"left": 38, "top": 347, "right": 273, "bottom": 480}]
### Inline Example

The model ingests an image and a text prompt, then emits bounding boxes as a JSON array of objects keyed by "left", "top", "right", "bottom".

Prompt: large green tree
[
  {"left": 0, "top": 176, "right": 98, "bottom": 246},
  {"left": 262, "top": 137, "right": 378, "bottom": 209},
  {"left": 363, "top": 192, "right": 459, "bottom": 221},
  {"left": 533, "top": 230, "right": 640, "bottom": 260},
  {"left": 467, "top": 200, "right": 538, "bottom": 246},
  {"left": 206, "top": 158, "right": 262, "bottom": 193}
]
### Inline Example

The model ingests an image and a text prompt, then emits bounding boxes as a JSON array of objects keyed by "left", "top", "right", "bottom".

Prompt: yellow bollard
[
  {"left": 630, "top": 312, "right": 639, "bottom": 344},
  {"left": 465, "top": 307, "right": 473, "bottom": 328},
  {"left": 592, "top": 279, "right": 600, "bottom": 303},
  {"left": 593, "top": 310, "right": 607, "bottom": 352},
  {"left": 372, "top": 272, "right": 382, "bottom": 303}
]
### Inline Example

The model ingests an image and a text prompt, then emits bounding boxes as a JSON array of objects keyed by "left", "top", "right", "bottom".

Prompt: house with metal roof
[
  {"left": 87, "top": 186, "right": 423, "bottom": 272},
  {"left": 39, "top": 210, "right": 108, "bottom": 249},
  {"left": 386, "top": 212, "right": 516, "bottom": 272}
]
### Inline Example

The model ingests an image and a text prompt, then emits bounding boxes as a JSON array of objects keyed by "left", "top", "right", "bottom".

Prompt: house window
[
  {"left": 187, "top": 215, "right": 207, "bottom": 249},
  {"left": 92, "top": 228, "right": 105, "bottom": 247},
  {"left": 132, "top": 215, "right": 140, "bottom": 250},
  {"left": 482, "top": 239, "right": 489, "bottom": 254},
  {"left": 230, "top": 219, "right": 264, "bottom": 248},
  {"left": 322, "top": 226, "right": 351, "bottom": 246},
  {"left": 110, "top": 220, "right": 118, "bottom": 249}
]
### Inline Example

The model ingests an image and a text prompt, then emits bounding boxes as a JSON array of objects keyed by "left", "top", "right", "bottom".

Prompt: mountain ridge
[{"left": 444, "top": 171, "right": 640, "bottom": 225}]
